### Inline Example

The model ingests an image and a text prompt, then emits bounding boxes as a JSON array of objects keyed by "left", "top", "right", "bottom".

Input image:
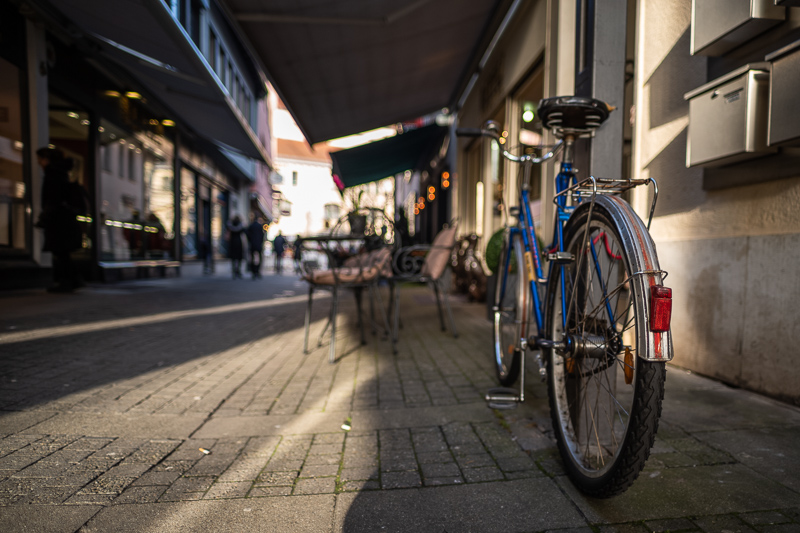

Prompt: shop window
[
  {"left": 128, "top": 146, "right": 136, "bottom": 182},
  {"left": 101, "top": 144, "right": 112, "bottom": 172},
  {"left": 0, "top": 56, "right": 26, "bottom": 252},
  {"left": 212, "top": 188, "right": 228, "bottom": 259},
  {"left": 47, "top": 95, "right": 92, "bottom": 260},
  {"left": 118, "top": 142, "right": 126, "bottom": 178},
  {"left": 99, "top": 119, "right": 175, "bottom": 261},
  {"left": 180, "top": 168, "right": 197, "bottom": 259}
]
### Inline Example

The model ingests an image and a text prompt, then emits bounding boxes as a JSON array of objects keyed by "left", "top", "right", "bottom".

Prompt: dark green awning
[{"left": 330, "top": 125, "right": 448, "bottom": 190}]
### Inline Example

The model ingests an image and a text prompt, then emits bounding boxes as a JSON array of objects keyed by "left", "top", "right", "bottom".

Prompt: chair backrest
[
  {"left": 420, "top": 223, "right": 458, "bottom": 281},
  {"left": 368, "top": 246, "right": 393, "bottom": 278}
]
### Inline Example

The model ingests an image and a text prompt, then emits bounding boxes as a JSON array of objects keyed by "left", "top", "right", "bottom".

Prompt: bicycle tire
[
  {"left": 544, "top": 198, "right": 666, "bottom": 497},
  {"left": 492, "top": 230, "right": 528, "bottom": 387}
]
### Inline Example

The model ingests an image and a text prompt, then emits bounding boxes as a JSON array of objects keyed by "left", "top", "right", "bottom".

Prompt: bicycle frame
[
  {"left": 499, "top": 136, "right": 577, "bottom": 338},
  {"left": 498, "top": 135, "right": 664, "bottom": 351}
]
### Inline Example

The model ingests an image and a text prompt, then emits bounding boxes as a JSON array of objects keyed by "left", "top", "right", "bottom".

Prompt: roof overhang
[
  {"left": 221, "top": 0, "right": 516, "bottom": 144},
  {"left": 330, "top": 124, "right": 447, "bottom": 190},
  {"left": 41, "top": 0, "right": 269, "bottom": 163}
]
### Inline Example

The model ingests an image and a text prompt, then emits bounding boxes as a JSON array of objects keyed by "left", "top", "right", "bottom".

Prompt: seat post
[{"left": 562, "top": 134, "right": 576, "bottom": 165}]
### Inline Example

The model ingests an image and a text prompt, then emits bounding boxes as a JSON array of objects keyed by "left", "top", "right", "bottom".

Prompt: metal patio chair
[
  {"left": 390, "top": 221, "right": 459, "bottom": 351},
  {"left": 296, "top": 209, "right": 394, "bottom": 363}
]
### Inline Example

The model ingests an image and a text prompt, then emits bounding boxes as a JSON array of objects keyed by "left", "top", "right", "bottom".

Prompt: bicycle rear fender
[{"left": 582, "top": 194, "right": 673, "bottom": 362}]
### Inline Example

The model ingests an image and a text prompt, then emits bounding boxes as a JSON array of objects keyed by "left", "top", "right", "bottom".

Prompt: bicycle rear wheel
[
  {"left": 544, "top": 198, "right": 666, "bottom": 497},
  {"left": 492, "top": 230, "right": 529, "bottom": 387}
]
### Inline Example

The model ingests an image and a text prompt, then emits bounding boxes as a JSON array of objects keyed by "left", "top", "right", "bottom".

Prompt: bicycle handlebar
[{"left": 456, "top": 121, "right": 563, "bottom": 165}]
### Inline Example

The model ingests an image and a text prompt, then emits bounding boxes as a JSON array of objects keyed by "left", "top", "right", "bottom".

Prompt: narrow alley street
[{"left": 0, "top": 266, "right": 798, "bottom": 532}]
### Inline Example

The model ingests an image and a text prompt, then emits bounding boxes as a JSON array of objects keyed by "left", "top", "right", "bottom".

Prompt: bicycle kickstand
[
  {"left": 485, "top": 339, "right": 548, "bottom": 410},
  {"left": 485, "top": 339, "right": 529, "bottom": 410}
]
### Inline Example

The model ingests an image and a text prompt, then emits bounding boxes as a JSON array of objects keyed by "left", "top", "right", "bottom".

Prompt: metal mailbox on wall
[
  {"left": 691, "top": 0, "right": 784, "bottom": 56},
  {"left": 766, "top": 40, "right": 800, "bottom": 146},
  {"left": 684, "top": 63, "right": 776, "bottom": 168}
]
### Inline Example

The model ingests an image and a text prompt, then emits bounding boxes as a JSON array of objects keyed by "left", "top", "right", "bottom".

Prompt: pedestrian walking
[
  {"left": 273, "top": 231, "right": 286, "bottom": 274},
  {"left": 226, "top": 215, "right": 245, "bottom": 278},
  {"left": 246, "top": 213, "right": 265, "bottom": 279},
  {"left": 35, "top": 147, "right": 84, "bottom": 293}
]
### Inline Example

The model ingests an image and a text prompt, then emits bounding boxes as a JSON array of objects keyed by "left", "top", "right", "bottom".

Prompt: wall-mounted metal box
[
  {"left": 684, "top": 63, "right": 777, "bottom": 167},
  {"left": 691, "top": 0, "right": 785, "bottom": 56},
  {"left": 766, "top": 40, "right": 800, "bottom": 146}
]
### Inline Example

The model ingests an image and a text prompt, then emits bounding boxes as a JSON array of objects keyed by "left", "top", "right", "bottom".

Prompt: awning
[
  {"left": 41, "top": 0, "right": 269, "bottom": 163},
  {"left": 222, "top": 0, "right": 517, "bottom": 144},
  {"left": 330, "top": 124, "right": 447, "bottom": 190}
]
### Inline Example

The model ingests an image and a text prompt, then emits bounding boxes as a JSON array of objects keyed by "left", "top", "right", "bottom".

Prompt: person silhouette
[
  {"left": 226, "top": 215, "right": 245, "bottom": 278},
  {"left": 246, "top": 213, "right": 265, "bottom": 279},
  {"left": 36, "top": 147, "right": 82, "bottom": 292},
  {"left": 273, "top": 231, "right": 287, "bottom": 273}
]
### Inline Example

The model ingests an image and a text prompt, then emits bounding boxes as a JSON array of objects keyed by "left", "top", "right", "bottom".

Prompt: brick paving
[{"left": 0, "top": 263, "right": 799, "bottom": 532}]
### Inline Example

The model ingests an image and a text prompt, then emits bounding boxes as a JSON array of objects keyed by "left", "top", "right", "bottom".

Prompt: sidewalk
[{"left": 0, "top": 267, "right": 798, "bottom": 532}]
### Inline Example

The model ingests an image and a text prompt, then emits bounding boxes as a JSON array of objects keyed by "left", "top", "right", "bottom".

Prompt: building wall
[
  {"left": 270, "top": 105, "right": 339, "bottom": 239},
  {"left": 455, "top": 0, "right": 547, "bottom": 241},
  {"left": 271, "top": 157, "right": 341, "bottom": 239},
  {"left": 632, "top": 0, "right": 800, "bottom": 405}
]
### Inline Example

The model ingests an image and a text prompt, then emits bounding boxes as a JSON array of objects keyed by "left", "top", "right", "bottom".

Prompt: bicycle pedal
[
  {"left": 485, "top": 387, "right": 521, "bottom": 410},
  {"left": 547, "top": 252, "right": 575, "bottom": 263}
]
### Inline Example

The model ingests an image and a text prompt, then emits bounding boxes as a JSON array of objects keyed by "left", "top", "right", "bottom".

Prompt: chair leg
[
  {"left": 329, "top": 286, "right": 338, "bottom": 364},
  {"left": 370, "top": 283, "right": 392, "bottom": 342},
  {"left": 369, "top": 285, "right": 377, "bottom": 335},
  {"left": 438, "top": 279, "right": 459, "bottom": 338},
  {"left": 392, "top": 283, "right": 401, "bottom": 353},
  {"left": 318, "top": 300, "right": 332, "bottom": 347},
  {"left": 354, "top": 287, "right": 366, "bottom": 345},
  {"left": 387, "top": 282, "right": 395, "bottom": 324},
  {"left": 432, "top": 281, "right": 447, "bottom": 332},
  {"left": 303, "top": 286, "right": 314, "bottom": 354}
]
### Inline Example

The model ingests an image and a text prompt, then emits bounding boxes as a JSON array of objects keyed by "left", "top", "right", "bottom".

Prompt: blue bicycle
[{"left": 458, "top": 96, "right": 673, "bottom": 497}]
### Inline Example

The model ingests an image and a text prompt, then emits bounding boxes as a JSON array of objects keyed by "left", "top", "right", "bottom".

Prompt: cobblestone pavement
[{"left": 0, "top": 264, "right": 798, "bottom": 532}]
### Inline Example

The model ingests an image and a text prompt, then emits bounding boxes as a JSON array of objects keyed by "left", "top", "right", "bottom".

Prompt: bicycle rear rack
[{"left": 553, "top": 176, "right": 660, "bottom": 229}]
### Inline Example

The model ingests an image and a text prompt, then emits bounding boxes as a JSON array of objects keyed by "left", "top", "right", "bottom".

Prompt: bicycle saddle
[{"left": 537, "top": 96, "right": 613, "bottom": 136}]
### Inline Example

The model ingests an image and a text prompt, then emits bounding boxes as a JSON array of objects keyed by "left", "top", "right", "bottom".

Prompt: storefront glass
[
  {"left": 212, "top": 187, "right": 228, "bottom": 258},
  {"left": 98, "top": 119, "right": 175, "bottom": 261},
  {"left": 0, "top": 56, "right": 27, "bottom": 252},
  {"left": 48, "top": 95, "right": 92, "bottom": 261},
  {"left": 180, "top": 167, "right": 197, "bottom": 259}
]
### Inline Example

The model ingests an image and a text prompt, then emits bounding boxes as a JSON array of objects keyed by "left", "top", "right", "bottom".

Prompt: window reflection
[
  {"left": 99, "top": 119, "right": 175, "bottom": 261},
  {"left": 0, "top": 56, "right": 27, "bottom": 251}
]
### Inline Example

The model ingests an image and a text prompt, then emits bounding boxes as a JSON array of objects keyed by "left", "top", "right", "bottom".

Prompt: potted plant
[{"left": 346, "top": 189, "right": 367, "bottom": 234}]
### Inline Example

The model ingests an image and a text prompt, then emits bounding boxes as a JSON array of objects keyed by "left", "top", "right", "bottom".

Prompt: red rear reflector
[{"left": 650, "top": 285, "right": 672, "bottom": 332}]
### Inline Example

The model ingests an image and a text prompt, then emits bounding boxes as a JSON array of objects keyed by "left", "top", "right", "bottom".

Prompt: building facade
[
  {"left": 0, "top": 0, "right": 273, "bottom": 286},
  {"left": 268, "top": 98, "right": 341, "bottom": 244}
]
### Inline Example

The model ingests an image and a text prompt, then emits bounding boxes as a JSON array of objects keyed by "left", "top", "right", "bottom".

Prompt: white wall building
[{"left": 268, "top": 101, "right": 341, "bottom": 242}]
